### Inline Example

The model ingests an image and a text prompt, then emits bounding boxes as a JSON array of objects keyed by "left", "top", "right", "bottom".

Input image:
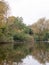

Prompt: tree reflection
[
  {"left": 31, "top": 42, "right": 49, "bottom": 64},
  {"left": 0, "top": 42, "right": 49, "bottom": 65}
]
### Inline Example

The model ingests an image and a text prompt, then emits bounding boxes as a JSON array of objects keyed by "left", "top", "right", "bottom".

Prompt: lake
[
  {"left": 0, "top": 42, "right": 49, "bottom": 65},
  {"left": 16, "top": 42, "right": 49, "bottom": 65},
  {"left": 11, "top": 55, "right": 49, "bottom": 65}
]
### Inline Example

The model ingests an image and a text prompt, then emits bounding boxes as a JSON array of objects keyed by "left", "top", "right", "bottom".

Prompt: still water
[
  {"left": 0, "top": 42, "right": 49, "bottom": 65},
  {"left": 13, "top": 55, "right": 49, "bottom": 65},
  {"left": 22, "top": 55, "right": 49, "bottom": 65},
  {"left": 15, "top": 42, "right": 49, "bottom": 65}
]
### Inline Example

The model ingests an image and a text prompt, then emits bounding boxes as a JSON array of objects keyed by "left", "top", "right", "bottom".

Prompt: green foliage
[
  {"left": 42, "top": 32, "right": 49, "bottom": 41},
  {"left": 34, "top": 30, "right": 49, "bottom": 41},
  {"left": 34, "top": 34, "right": 40, "bottom": 41},
  {"left": 13, "top": 32, "right": 30, "bottom": 41},
  {"left": 24, "top": 27, "right": 33, "bottom": 35}
]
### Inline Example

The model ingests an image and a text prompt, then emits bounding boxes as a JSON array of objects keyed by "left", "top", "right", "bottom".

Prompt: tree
[
  {"left": 0, "top": 0, "right": 9, "bottom": 16},
  {"left": 0, "top": 0, "right": 9, "bottom": 28}
]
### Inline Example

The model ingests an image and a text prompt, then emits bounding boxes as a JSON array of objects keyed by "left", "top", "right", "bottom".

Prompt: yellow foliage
[
  {"left": 0, "top": 1, "right": 8, "bottom": 15},
  {"left": 7, "top": 16, "right": 16, "bottom": 25}
]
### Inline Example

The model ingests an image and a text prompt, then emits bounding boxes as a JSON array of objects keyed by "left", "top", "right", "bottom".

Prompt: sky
[
  {"left": 22, "top": 55, "right": 49, "bottom": 65},
  {"left": 5, "top": 0, "right": 49, "bottom": 25}
]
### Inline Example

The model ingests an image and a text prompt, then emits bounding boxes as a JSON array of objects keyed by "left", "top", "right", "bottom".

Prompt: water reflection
[
  {"left": 0, "top": 42, "right": 49, "bottom": 65},
  {"left": 22, "top": 55, "right": 42, "bottom": 65},
  {"left": 31, "top": 42, "right": 49, "bottom": 64},
  {"left": 15, "top": 42, "right": 49, "bottom": 65},
  {"left": 13, "top": 55, "right": 49, "bottom": 65}
]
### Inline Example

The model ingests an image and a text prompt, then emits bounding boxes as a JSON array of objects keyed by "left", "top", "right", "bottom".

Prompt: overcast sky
[{"left": 5, "top": 0, "right": 49, "bottom": 25}]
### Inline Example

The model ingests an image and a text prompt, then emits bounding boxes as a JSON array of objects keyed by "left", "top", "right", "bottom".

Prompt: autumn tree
[
  {"left": 0, "top": 0, "right": 9, "bottom": 28},
  {"left": 31, "top": 18, "right": 49, "bottom": 41},
  {"left": 0, "top": 0, "right": 9, "bottom": 17}
]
